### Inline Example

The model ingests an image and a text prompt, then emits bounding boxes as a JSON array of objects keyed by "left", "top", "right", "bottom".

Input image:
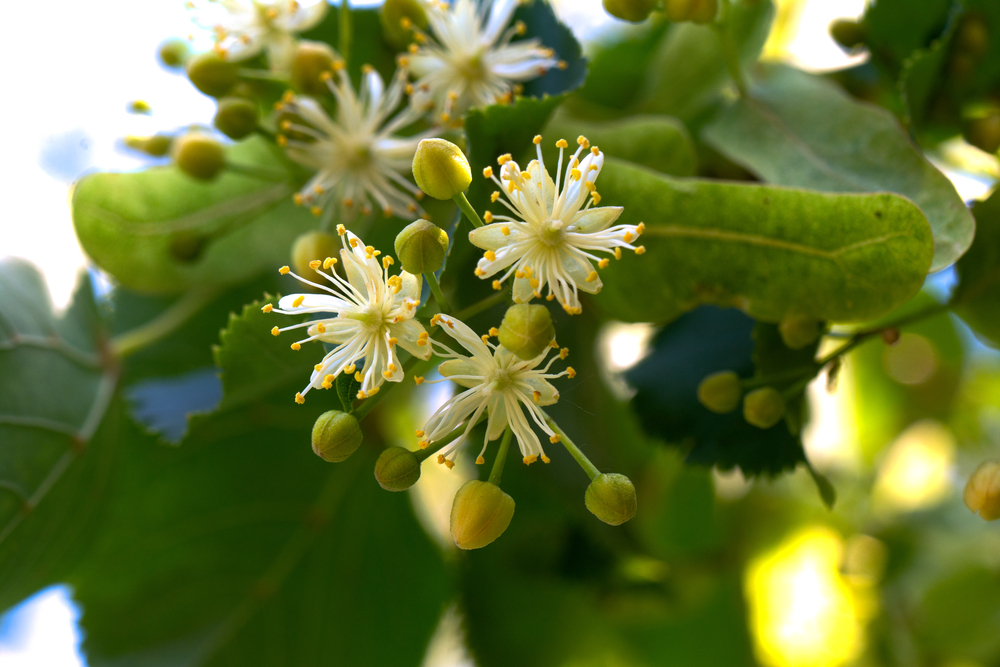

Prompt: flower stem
[
  {"left": 453, "top": 192, "right": 484, "bottom": 228},
  {"left": 354, "top": 355, "right": 435, "bottom": 421},
  {"left": 110, "top": 287, "right": 220, "bottom": 358},
  {"left": 488, "top": 428, "right": 513, "bottom": 486},
  {"left": 225, "top": 161, "right": 289, "bottom": 182},
  {"left": 414, "top": 418, "right": 478, "bottom": 462},
  {"left": 454, "top": 290, "right": 508, "bottom": 321},
  {"left": 339, "top": 0, "right": 351, "bottom": 67},
  {"left": 425, "top": 272, "right": 451, "bottom": 313},
  {"left": 544, "top": 414, "right": 601, "bottom": 481},
  {"left": 713, "top": 0, "right": 748, "bottom": 98}
]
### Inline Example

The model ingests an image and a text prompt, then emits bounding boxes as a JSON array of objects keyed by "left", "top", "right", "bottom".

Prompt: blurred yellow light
[
  {"left": 873, "top": 420, "right": 955, "bottom": 513},
  {"left": 745, "top": 527, "right": 862, "bottom": 667}
]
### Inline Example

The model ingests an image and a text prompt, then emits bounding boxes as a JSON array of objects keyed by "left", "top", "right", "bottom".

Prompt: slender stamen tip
[
  {"left": 294, "top": 392, "right": 305, "bottom": 404},
  {"left": 476, "top": 456, "right": 485, "bottom": 465},
  {"left": 279, "top": 265, "right": 290, "bottom": 275}
]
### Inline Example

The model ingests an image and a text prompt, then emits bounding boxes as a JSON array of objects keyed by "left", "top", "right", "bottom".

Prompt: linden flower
[
  {"left": 405, "top": 0, "right": 562, "bottom": 124},
  {"left": 265, "top": 226, "right": 433, "bottom": 403},
  {"left": 277, "top": 64, "right": 430, "bottom": 221},
  {"left": 416, "top": 314, "right": 573, "bottom": 468},
  {"left": 191, "top": 0, "right": 327, "bottom": 71},
  {"left": 470, "top": 135, "right": 646, "bottom": 314}
]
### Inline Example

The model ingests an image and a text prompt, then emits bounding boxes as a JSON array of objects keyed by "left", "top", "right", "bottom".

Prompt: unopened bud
[
  {"left": 697, "top": 370, "right": 742, "bottom": 414},
  {"left": 743, "top": 387, "right": 786, "bottom": 429},
  {"left": 394, "top": 220, "right": 449, "bottom": 274},
  {"left": 214, "top": 97, "right": 259, "bottom": 140},
  {"left": 498, "top": 304, "right": 555, "bottom": 360},
  {"left": 172, "top": 133, "right": 226, "bottom": 181},
  {"left": 124, "top": 134, "right": 174, "bottom": 157},
  {"left": 830, "top": 19, "right": 866, "bottom": 50},
  {"left": 375, "top": 447, "right": 422, "bottom": 491},
  {"left": 186, "top": 51, "right": 239, "bottom": 98},
  {"left": 292, "top": 231, "right": 340, "bottom": 278},
  {"left": 158, "top": 38, "right": 190, "bottom": 69},
  {"left": 964, "top": 460, "right": 1000, "bottom": 521},
  {"left": 602, "top": 0, "right": 657, "bottom": 22},
  {"left": 312, "top": 410, "right": 363, "bottom": 462},
  {"left": 779, "top": 315, "right": 820, "bottom": 350},
  {"left": 964, "top": 112, "right": 1000, "bottom": 155},
  {"left": 450, "top": 480, "right": 515, "bottom": 549},
  {"left": 412, "top": 138, "right": 472, "bottom": 200},
  {"left": 380, "top": 0, "right": 429, "bottom": 49},
  {"left": 585, "top": 473, "right": 637, "bottom": 526},
  {"left": 881, "top": 327, "right": 900, "bottom": 346},
  {"left": 291, "top": 41, "right": 339, "bottom": 96},
  {"left": 169, "top": 230, "right": 209, "bottom": 263},
  {"left": 664, "top": 0, "right": 718, "bottom": 24}
]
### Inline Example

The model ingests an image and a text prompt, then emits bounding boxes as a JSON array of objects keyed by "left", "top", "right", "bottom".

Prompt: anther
[
  {"left": 484, "top": 211, "right": 494, "bottom": 223},
  {"left": 476, "top": 456, "right": 485, "bottom": 465},
  {"left": 635, "top": 246, "right": 646, "bottom": 255},
  {"left": 533, "top": 135, "right": 542, "bottom": 144},
  {"left": 324, "top": 257, "right": 337, "bottom": 269},
  {"left": 501, "top": 225, "right": 510, "bottom": 235},
  {"left": 279, "top": 266, "right": 290, "bottom": 275},
  {"left": 271, "top": 326, "right": 280, "bottom": 336},
  {"left": 261, "top": 303, "right": 273, "bottom": 313},
  {"left": 414, "top": 376, "right": 425, "bottom": 385},
  {"left": 295, "top": 393, "right": 305, "bottom": 404},
  {"left": 291, "top": 343, "right": 301, "bottom": 351},
  {"left": 567, "top": 367, "right": 577, "bottom": 378},
  {"left": 549, "top": 434, "right": 561, "bottom": 444},
  {"left": 292, "top": 295, "right": 305, "bottom": 307}
]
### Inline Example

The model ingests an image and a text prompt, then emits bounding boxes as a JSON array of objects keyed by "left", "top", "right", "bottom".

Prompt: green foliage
[
  {"left": 596, "top": 158, "right": 934, "bottom": 324},
  {"left": 954, "top": 189, "right": 1000, "bottom": 347},
  {"left": 703, "top": 64, "right": 974, "bottom": 271}
]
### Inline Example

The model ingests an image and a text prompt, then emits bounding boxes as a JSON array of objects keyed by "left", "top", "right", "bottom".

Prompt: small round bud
[
  {"left": 158, "top": 38, "right": 190, "bottom": 69},
  {"left": 214, "top": 97, "right": 259, "bottom": 140},
  {"left": 830, "top": 19, "right": 867, "bottom": 50},
  {"left": 291, "top": 41, "right": 339, "bottom": 96},
  {"left": 172, "top": 133, "right": 226, "bottom": 181},
  {"left": 394, "top": 220, "right": 449, "bottom": 274},
  {"left": 450, "top": 480, "right": 515, "bottom": 549},
  {"left": 964, "top": 460, "right": 1000, "bottom": 521},
  {"left": 186, "top": 51, "right": 239, "bottom": 98},
  {"left": 312, "top": 410, "right": 363, "bottom": 462},
  {"left": 292, "top": 231, "right": 340, "bottom": 278},
  {"left": 602, "top": 0, "right": 657, "bottom": 23},
  {"left": 380, "top": 0, "right": 429, "bottom": 49},
  {"left": 664, "top": 0, "right": 718, "bottom": 24},
  {"left": 498, "top": 304, "right": 555, "bottom": 361},
  {"left": 124, "top": 134, "right": 174, "bottom": 157},
  {"left": 169, "top": 230, "right": 209, "bottom": 263},
  {"left": 585, "top": 473, "right": 637, "bottom": 526},
  {"left": 964, "top": 112, "right": 1000, "bottom": 155},
  {"left": 375, "top": 447, "right": 422, "bottom": 491},
  {"left": 743, "top": 387, "right": 786, "bottom": 429},
  {"left": 881, "top": 327, "right": 900, "bottom": 346},
  {"left": 412, "top": 138, "right": 472, "bottom": 200},
  {"left": 697, "top": 371, "right": 743, "bottom": 414},
  {"left": 778, "top": 315, "right": 821, "bottom": 350}
]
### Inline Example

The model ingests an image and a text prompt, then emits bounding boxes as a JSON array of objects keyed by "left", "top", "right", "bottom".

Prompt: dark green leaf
[
  {"left": 899, "top": 4, "right": 961, "bottom": 130},
  {"left": 953, "top": 188, "right": 1000, "bottom": 347},
  {"left": 861, "top": 0, "right": 952, "bottom": 69},
  {"left": 516, "top": 0, "right": 587, "bottom": 99},
  {"left": 335, "top": 371, "right": 361, "bottom": 413},
  {"left": 300, "top": 7, "right": 398, "bottom": 82}
]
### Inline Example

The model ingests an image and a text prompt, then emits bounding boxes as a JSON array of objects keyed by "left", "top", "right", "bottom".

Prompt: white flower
[
  {"left": 278, "top": 64, "right": 430, "bottom": 221},
  {"left": 266, "top": 226, "right": 433, "bottom": 403},
  {"left": 416, "top": 314, "right": 573, "bottom": 468},
  {"left": 404, "top": 0, "right": 562, "bottom": 124},
  {"left": 470, "top": 135, "right": 645, "bottom": 314},
  {"left": 190, "top": 0, "right": 328, "bottom": 71}
]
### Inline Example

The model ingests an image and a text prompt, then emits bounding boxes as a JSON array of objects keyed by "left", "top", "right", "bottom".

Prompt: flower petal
[
  {"left": 435, "top": 315, "right": 493, "bottom": 362},
  {"left": 388, "top": 318, "right": 433, "bottom": 360},
  {"left": 572, "top": 206, "right": 623, "bottom": 234},
  {"left": 469, "top": 222, "right": 521, "bottom": 251}
]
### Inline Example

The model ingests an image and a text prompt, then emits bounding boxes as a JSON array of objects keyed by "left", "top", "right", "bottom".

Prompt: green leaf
[
  {"left": 0, "top": 260, "right": 122, "bottom": 612},
  {"left": 300, "top": 7, "right": 398, "bottom": 82},
  {"left": 702, "top": 64, "right": 974, "bottom": 272},
  {"left": 515, "top": 0, "right": 587, "bottom": 99},
  {"left": 73, "top": 136, "right": 317, "bottom": 295},
  {"left": 335, "top": 370, "right": 361, "bottom": 413},
  {"left": 953, "top": 189, "right": 1000, "bottom": 347},
  {"left": 899, "top": 4, "right": 961, "bottom": 130},
  {"left": 861, "top": 0, "right": 952, "bottom": 69},
  {"left": 594, "top": 158, "right": 934, "bottom": 325}
]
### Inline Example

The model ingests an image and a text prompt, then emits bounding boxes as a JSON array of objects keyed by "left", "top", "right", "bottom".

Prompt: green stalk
[
  {"left": 713, "top": 0, "right": 748, "bottom": 97},
  {"left": 425, "top": 272, "right": 451, "bottom": 313},
  {"left": 488, "top": 428, "right": 513, "bottom": 486},
  {"left": 544, "top": 413, "right": 601, "bottom": 481},
  {"left": 454, "top": 290, "right": 508, "bottom": 321},
  {"left": 111, "top": 287, "right": 220, "bottom": 358},
  {"left": 453, "top": 192, "right": 485, "bottom": 228},
  {"left": 339, "top": 0, "right": 351, "bottom": 67}
]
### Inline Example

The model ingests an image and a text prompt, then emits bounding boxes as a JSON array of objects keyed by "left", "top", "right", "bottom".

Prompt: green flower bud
[
  {"left": 291, "top": 40, "right": 339, "bottom": 96},
  {"left": 585, "top": 473, "right": 637, "bottom": 526},
  {"left": 664, "top": 0, "right": 718, "bottom": 24},
  {"left": 498, "top": 304, "right": 555, "bottom": 361},
  {"left": 697, "top": 370, "right": 742, "bottom": 414},
  {"left": 830, "top": 19, "right": 866, "bottom": 50},
  {"left": 743, "top": 387, "right": 786, "bottom": 429},
  {"left": 964, "top": 112, "right": 1000, "bottom": 155},
  {"left": 292, "top": 231, "right": 341, "bottom": 278},
  {"left": 168, "top": 230, "right": 209, "bottom": 263},
  {"left": 158, "top": 38, "right": 190, "bottom": 69},
  {"left": 186, "top": 51, "right": 239, "bottom": 98},
  {"left": 172, "top": 133, "right": 226, "bottom": 181},
  {"left": 450, "top": 480, "right": 515, "bottom": 550},
  {"left": 375, "top": 447, "right": 422, "bottom": 491},
  {"left": 214, "top": 97, "right": 259, "bottom": 140},
  {"left": 964, "top": 460, "right": 1000, "bottom": 521},
  {"left": 412, "top": 138, "right": 472, "bottom": 200},
  {"left": 394, "top": 220, "right": 449, "bottom": 274},
  {"left": 380, "top": 0, "right": 429, "bottom": 49},
  {"left": 312, "top": 410, "right": 363, "bottom": 462},
  {"left": 124, "top": 134, "right": 174, "bottom": 157},
  {"left": 602, "top": 0, "right": 657, "bottom": 23},
  {"left": 778, "top": 315, "right": 821, "bottom": 350},
  {"left": 128, "top": 100, "right": 152, "bottom": 115}
]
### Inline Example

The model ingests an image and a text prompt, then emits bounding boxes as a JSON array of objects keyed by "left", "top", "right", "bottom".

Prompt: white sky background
[{"left": 0, "top": 0, "right": 993, "bottom": 665}]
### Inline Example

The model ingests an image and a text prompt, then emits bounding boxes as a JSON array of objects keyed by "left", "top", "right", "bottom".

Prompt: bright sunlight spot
[
  {"left": 0, "top": 587, "right": 84, "bottom": 667},
  {"left": 873, "top": 420, "right": 956, "bottom": 514}
]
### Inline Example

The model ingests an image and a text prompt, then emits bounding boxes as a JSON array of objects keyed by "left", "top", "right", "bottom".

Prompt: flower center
[
  {"left": 456, "top": 53, "right": 486, "bottom": 83},
  {"left": 346, "top": 304, "right": 385, "bottom": 334},
  {"left": 344, "top": 141, "right": 373, "bottom": 170},
  {"left": 486, "top": 367, "right": 514, "bottom": 395},
  {"left": 537, "top": 219, "right": 565, "bottom": 247}
]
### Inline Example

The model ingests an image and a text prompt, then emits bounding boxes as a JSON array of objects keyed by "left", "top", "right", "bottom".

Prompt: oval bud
[
  {"left": 964, "top": 112, "right": 1000, "bottom": 155},
  {"left": 830, "top": 19, "right": 866, "bottom": 50},
  {"left": 778, "top": 315, "right": 821, "bottom": 350},
  {"left": 292, "top": 231, "right": 341, "bottom": 278},
  {"left": 158, "top": 38, "right": 190, "bottom": 69},
  {"left": 664, "top": 0, "right": 718, "bottom": 24},
  {"left": 380, "top": 0, "right": 429, "bottom": 49},
  {"left": 697, "top": 370, "right": 743, "bottom": 414},
  {"left": 214, "top": 97, "right": 259, "bottom": 140},
  {"left": 169, "top": 230, "right": 209, "bottom": 263},
  {"left": 312, "top": 410, "right": 363, "bottom": 462},
  {"left": 172, "top": 133, "right": 226, "bottom": 181},
  {"left": 291, "top": 40, "right": 339, "bottom": 96},
  {"left": 412, "top": 138, "right": 472, "bottom": 200},
  {"left": 375, "top": 447, "right": 422, "bottom": 491},
  {"left": 585, "top": 473, "right": 637, "bottom": 526},
  {"left": 186, "top": 51, "right": 239, "bottom": 98},
  {"left": 743, "top": 387, "right": 786, "bottom": 429},
  {"left": 124, "top": 134, "right": 174, "bottom": 157},
  {"left": 602, "top": 0, "right": 657, "bottom": 23},
  {"left": 395, "top": 220, "right": 449, "bottom": 274},
  {"left": 498, "top": 304, "right": 555, "bottom": 361},
  {"left": 964, "top": 460, "right": 1000, "bottom": 521},
  {"left": 450, "top": 480, "right": 515, "bottom": 550}
]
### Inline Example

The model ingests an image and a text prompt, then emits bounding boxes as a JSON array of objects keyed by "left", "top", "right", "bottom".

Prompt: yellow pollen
[
  {"left": 291, "top": 343, "right": 301, "bottom": 351},
  {"left": 623, "top": 231, "right": 633, "bottom": 243},
  {"left": 261, "top": 303, "right": 273, "bottom": 313},
  {"left": 556, "top": 139, "right": 568, "bottom": 148},
  {"left": 585, "top": 271, "right": 598, "bottom": 283},
  {"left": 571, "top": 168, "right": 581, "bottom": 180},
  {"left": 357, "top": 390, "right": 368, "bottom": 399},
  {"left": 415, "top": 429, "right": 425, "bottom": 438},
  {"left": 475, "top": 267, "right": 486, "bottom": 276},
  {"left": 498, "top": 154, "right": 511, "bottom": 165},
  {"left": 492, "top": 280, "right": 502, "bottom": 290},
  {"left": 541, "top": 455, "right": 551, "bottom": 463},
  {"left": 388, "top": 337, "right": 397, "bottom": 347},
  {"left": 349, "top": 238, "right": 359, "bottom": 248},
  {"left": 292, "top": 295, "right": 305, "bottom": 307},
  {"left": 546, "top": 294, "right": 555, "bottom": 301},
  {"left": 271, "top": 326, "right": 280, "bottom": 336},
  {"left": 279, "top": 266, "right": 290, "bottom": 275},
  {"left": 577, "top": 135, "right": 590, "bottom": 148},
  {"left": 277, "top": 135, "right": 287, "bottom": 147},
  {"left": 637, "top": 222, "right": 646, "bottom": 234},
  {"left": 293, "top": 193, "right": 304, "bottom": 206},
  {"left": 295, "top": 393, "right": 305, "bottom": 404},
  {"left": 489, "top": 327, "right": 499, "bottom": 337},
  {"left": 485, "top": 250, "right": 496, "bottom": 261},
  {"left": 476, "top": 456, "right": 485, "bottom": 465},
  {"left": 324, "top": 257, "right": 337, "bottom": 269},
  {"left": 635, "top": 246, "right": 646, "bottom": 255},
  {"left": 383, "top": 370, "right": 393, "bottom": 379},
  {"left": 354, "top": 371, "right": 363, "bottom": 382},
  {"left": 599, "top": 258, "right": 610, "bottom": 269},
  {"left": 336, "top": 224, "right": 346, "bottom": 235},
  {"left": 324, "top": 374, "right": 335, "bottom": 383},
  {"left": 533, "top": 390, "right": 541, "bottom": 403},
  {"left": 310, "top": 206, "right": 322, "bottom": 217},
  {"left": 530, "top": 278, "right": 540, "bottom": 289},
  {"left": 549, "top": 434, "right": 561, "bottom": 444},
  {"left": 317, "top": 323, "right": 327, "bottom": 333},
  {"left": 437, "top": 454, "right": 446, "bottom": 464},
  {"left": 533, "top": 135, "right": 542, "bottom": 144},
  {"left": 491, "top": 191, "right": 500, "bottom": 202},
  {"left": 369, "top": 386, "right": 380, "bottom": 396},
  {"left": 484, "top": 211, "right": 494, "bottom": 223},
  {"left": 591, "top": 193, "right": 602, "bottom": 205},
  {"left": 585, "top": 181, "right": 596, "bottom": 192},
  {"left": 309, "top": 259, "right": 321, "bottom": 270},
  {"left": 501, "top": 225, "right": 510, "bottom": 235},
  {"left": 614, "top": 247, "right": 622, "bottom": 260},
  {"left": 521, "top": 171, "right": 531, "bottom": 179},
  {"left": 414, "top": 376, "right": 425, "bottom": 385},
  {"left": 591, "top": 146, "right": 600, "bottom": 155},
  {"left": 567, "top": 367, "right": 577, "bottom": 378},
  {"left": 559, "top": 347, "right": 569, "bottom": 359},
  {"left": 481, "top": 334, "right": 489, "bottom": 343},
  {"left": 315, "top": 364, "right": 323, "bottom": 372},
  {"left": 524, "top": 455, "right": 537, "bottom": 465},
  {"left": 444, "top": 458, "right": 455, "bottom": 469},
  {"left": 322, "top": 381, "right": 332, "bottom": 389},
  {"left": 418, "top": 439, "right": 429, "bottom": 448},
  {"left": 344, "top": 364, "right": 356, "bottom": 374}
]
